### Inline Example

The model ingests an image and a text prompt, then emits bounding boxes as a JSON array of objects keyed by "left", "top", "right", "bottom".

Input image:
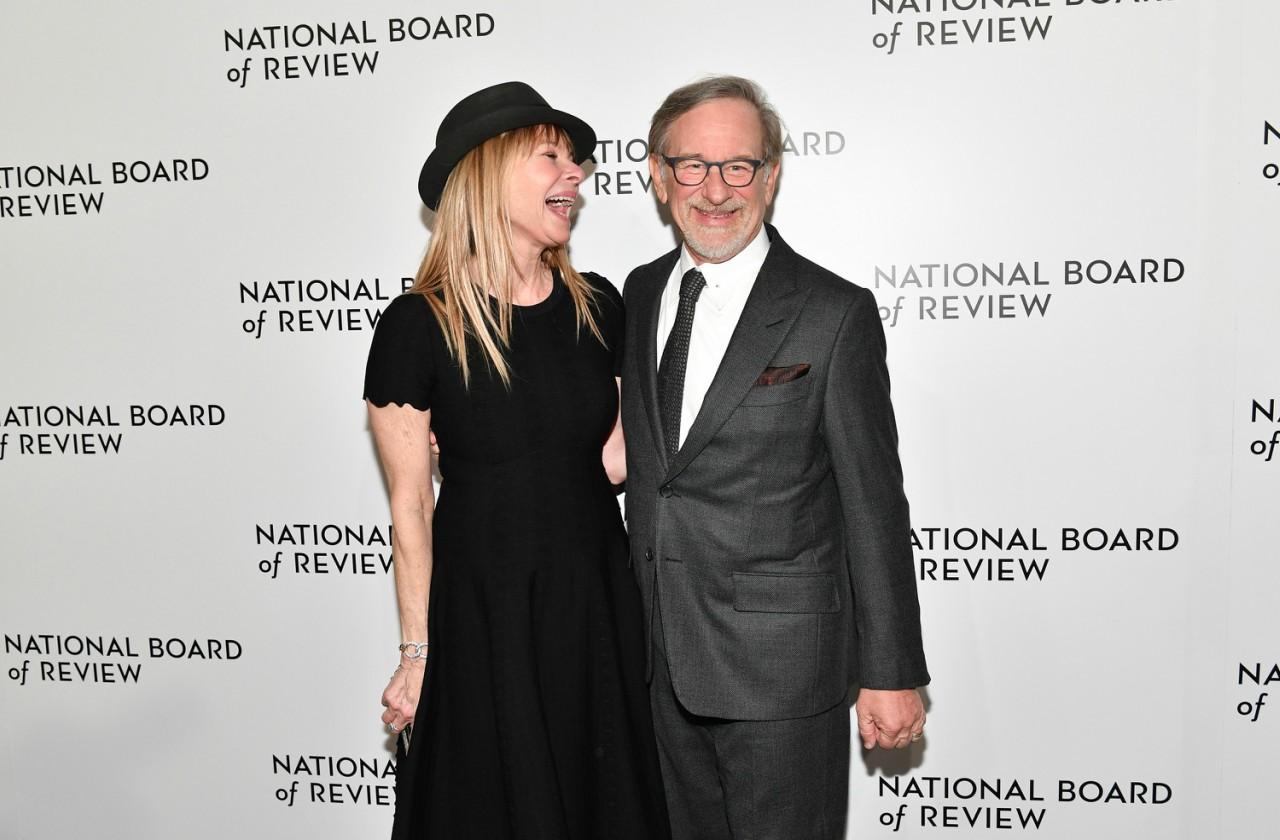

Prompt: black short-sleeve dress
[{"left": 364, "top": 271, "right": 669, "bottom": 840}]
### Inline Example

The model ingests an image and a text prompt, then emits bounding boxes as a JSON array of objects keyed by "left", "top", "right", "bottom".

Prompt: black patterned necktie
[{"left": 658, "top": 268, "right": 706, "bottom": 456}]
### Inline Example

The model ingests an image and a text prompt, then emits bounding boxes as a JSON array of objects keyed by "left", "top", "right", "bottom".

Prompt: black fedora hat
[{"left": 417, "top": 81, "right": 597, "bottom": 211}]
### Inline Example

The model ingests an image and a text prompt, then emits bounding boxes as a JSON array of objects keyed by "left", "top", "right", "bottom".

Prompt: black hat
[{"left": 417, "top": 81, "right": 597, "bottom": 211}]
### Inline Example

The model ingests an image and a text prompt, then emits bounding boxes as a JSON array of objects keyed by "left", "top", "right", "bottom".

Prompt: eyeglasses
[{"left": 661, "top": 155, "right": 765, "bottom": 187}]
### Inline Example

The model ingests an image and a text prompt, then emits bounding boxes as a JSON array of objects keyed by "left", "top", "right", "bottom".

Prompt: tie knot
[{"left": 679, "top": 268, "right": 706, "bottom": 301}]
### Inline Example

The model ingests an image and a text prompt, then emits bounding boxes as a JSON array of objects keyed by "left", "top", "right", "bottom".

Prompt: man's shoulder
[
  {"left": 623, "top": 246, "right": 680, "bottom": 300},
  {"left": 773, "top": 233, "right": 873, "bottom": 309}
]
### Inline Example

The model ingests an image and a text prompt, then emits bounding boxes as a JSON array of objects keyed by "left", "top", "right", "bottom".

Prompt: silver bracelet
[{"left": 398, "top": 641, "right": 429, "bottom": 660}]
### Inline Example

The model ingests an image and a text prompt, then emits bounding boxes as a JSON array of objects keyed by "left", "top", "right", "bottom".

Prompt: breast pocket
[{"left": 738, "top": 376, "right": 812, "bottom": 407}]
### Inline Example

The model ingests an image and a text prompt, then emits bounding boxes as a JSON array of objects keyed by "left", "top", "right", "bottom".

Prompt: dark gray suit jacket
[{"left": 622, "top": 225, "right": 929, "bottom": 722}]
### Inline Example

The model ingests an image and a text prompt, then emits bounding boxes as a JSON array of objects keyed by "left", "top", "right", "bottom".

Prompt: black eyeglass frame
[{"left": 660, "top": 155, "right": 766, "bottom": 187}]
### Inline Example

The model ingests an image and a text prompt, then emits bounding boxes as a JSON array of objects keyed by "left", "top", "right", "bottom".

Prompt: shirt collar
[{"left": 677, "top": 226, "right": 771, "bottom": 311}]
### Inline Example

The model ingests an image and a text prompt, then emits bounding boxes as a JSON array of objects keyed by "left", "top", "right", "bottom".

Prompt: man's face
[{"left": 649, "top": 98, "right": 779, "bottom": 265}]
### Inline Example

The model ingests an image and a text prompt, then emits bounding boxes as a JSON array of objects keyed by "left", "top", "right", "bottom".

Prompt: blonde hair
[{"left": 410, "top": 124, "right": 603, "bottom": 386}]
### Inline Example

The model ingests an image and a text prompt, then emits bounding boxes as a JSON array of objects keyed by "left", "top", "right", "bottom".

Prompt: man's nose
[{"left": 701, "top": 165, "right": 732, "bottom": 202}]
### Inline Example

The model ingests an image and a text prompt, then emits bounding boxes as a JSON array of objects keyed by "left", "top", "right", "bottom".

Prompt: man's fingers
[
  {"left": 860, "top": 704, "right": 927, "bottom": 749},
  {"left": 858, "top": 714, "right": 879, "bottom": 749},
  {"left": 868, "top": 720, "right": 920, "bottom": 750},
  {"left": 877, "top": 727, "right": 902, "bottom": 750}
]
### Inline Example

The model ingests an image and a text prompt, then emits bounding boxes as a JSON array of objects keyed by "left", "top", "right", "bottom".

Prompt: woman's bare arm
[{"left": 367, "top": 400, "right": 435, "bottom": 731}]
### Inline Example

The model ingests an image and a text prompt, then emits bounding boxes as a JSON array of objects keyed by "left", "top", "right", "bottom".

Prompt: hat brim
[{"left": 418, "top": 105, "right": 597, "bottom": 211}]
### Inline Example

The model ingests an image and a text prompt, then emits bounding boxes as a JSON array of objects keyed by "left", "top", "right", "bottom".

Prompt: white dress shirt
[{"left": 656, "top": 226, "right": 771, "bottom": 448}]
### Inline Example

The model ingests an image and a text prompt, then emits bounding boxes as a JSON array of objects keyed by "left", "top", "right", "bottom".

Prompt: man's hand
[{"left": 855, "top": 687, "right": 925, "bottom": 750}]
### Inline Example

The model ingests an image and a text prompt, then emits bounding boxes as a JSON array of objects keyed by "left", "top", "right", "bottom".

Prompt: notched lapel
[
  {"left": 633, "top": 250, "right": 680, "bottom": 465},
  {"left": 664, "top": 235, "right": 811, "bottom": 482}
]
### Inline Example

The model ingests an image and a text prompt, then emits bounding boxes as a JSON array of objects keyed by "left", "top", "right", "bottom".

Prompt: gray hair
[{"left": 648, "top": 75, "right": 784, "bottom": 164}]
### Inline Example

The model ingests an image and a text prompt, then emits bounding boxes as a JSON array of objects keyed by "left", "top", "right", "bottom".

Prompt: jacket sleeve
[{"left": 821, "top": 286, "right": 930, "bottom": 689}]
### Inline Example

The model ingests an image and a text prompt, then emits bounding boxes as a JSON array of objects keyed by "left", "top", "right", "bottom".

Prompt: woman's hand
[{"left": 381, "top": 658, "right": 426, "bottom": 733}]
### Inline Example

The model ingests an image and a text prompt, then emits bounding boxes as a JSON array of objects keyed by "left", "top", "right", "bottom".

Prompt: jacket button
[
  {"left": 659, "top": 484, "right": 673, "bottom": 498},
  {"left": 645, "top": 549, "right": 654, "bottom": 563}
]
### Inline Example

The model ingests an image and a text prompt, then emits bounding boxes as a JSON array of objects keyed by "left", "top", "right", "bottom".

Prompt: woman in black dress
[{"left": 363, "top": 81, "right": 670, "bottom": 839}]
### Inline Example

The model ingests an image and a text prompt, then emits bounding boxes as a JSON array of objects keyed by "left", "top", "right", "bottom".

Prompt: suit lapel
[
  {"left": 663, "top": 227, "right": 811, "bottom": 482},
  {"left": 634, "top": 248, "right": 680, "bottom": 465}
]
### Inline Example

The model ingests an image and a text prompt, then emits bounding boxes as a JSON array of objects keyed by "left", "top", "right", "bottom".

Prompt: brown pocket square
[{"left": 755, "top": 363, "right": 810, "bottom": 387}]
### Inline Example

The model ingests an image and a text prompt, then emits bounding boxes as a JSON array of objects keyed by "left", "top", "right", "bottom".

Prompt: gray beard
[{"left": 683, "top": 222, "right": 753, "bottom": 263}]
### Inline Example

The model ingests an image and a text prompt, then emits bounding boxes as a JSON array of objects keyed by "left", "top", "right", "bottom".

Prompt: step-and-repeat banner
[{"left": 2, "top": 2, "right": 1276, "bottom": 838}]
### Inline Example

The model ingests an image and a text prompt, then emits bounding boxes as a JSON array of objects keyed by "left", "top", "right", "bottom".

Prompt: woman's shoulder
[
  {"left": 364, "top": 293, "right": 438, "bottom": 410},
  {"left": 577, "top": 270, "right": 623, "bottom": 311},
  {"left": 375, "top": 292, "right": 437, "bottom": 335},
  {"left": 367, "top": 292, "right": 441, "bottom": 362},
  {"left": 382, "top": 291, "right": 432, "bottom": 318}
]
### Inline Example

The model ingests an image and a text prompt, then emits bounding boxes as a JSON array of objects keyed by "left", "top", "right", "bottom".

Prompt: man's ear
[
  {"left": 649, "top": 155, "right": 669, "bottom": 204},
  {"left": 763, "top": 161, "right": 780, "bottom": 205}
]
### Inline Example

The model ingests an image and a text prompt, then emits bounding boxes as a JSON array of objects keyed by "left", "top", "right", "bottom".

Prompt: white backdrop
[{"left": 2, "top": 1, "right": 1276, "bottom": 838}]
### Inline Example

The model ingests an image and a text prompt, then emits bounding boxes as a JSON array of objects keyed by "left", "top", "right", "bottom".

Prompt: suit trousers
[{"left": 649, "top": 591, "right": 851, "bottom": 840}]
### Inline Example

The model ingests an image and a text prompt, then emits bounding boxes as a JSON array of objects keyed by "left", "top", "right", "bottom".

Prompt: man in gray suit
[{"left": 621, "top": 76, "right": 930, "bottom": 840}]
